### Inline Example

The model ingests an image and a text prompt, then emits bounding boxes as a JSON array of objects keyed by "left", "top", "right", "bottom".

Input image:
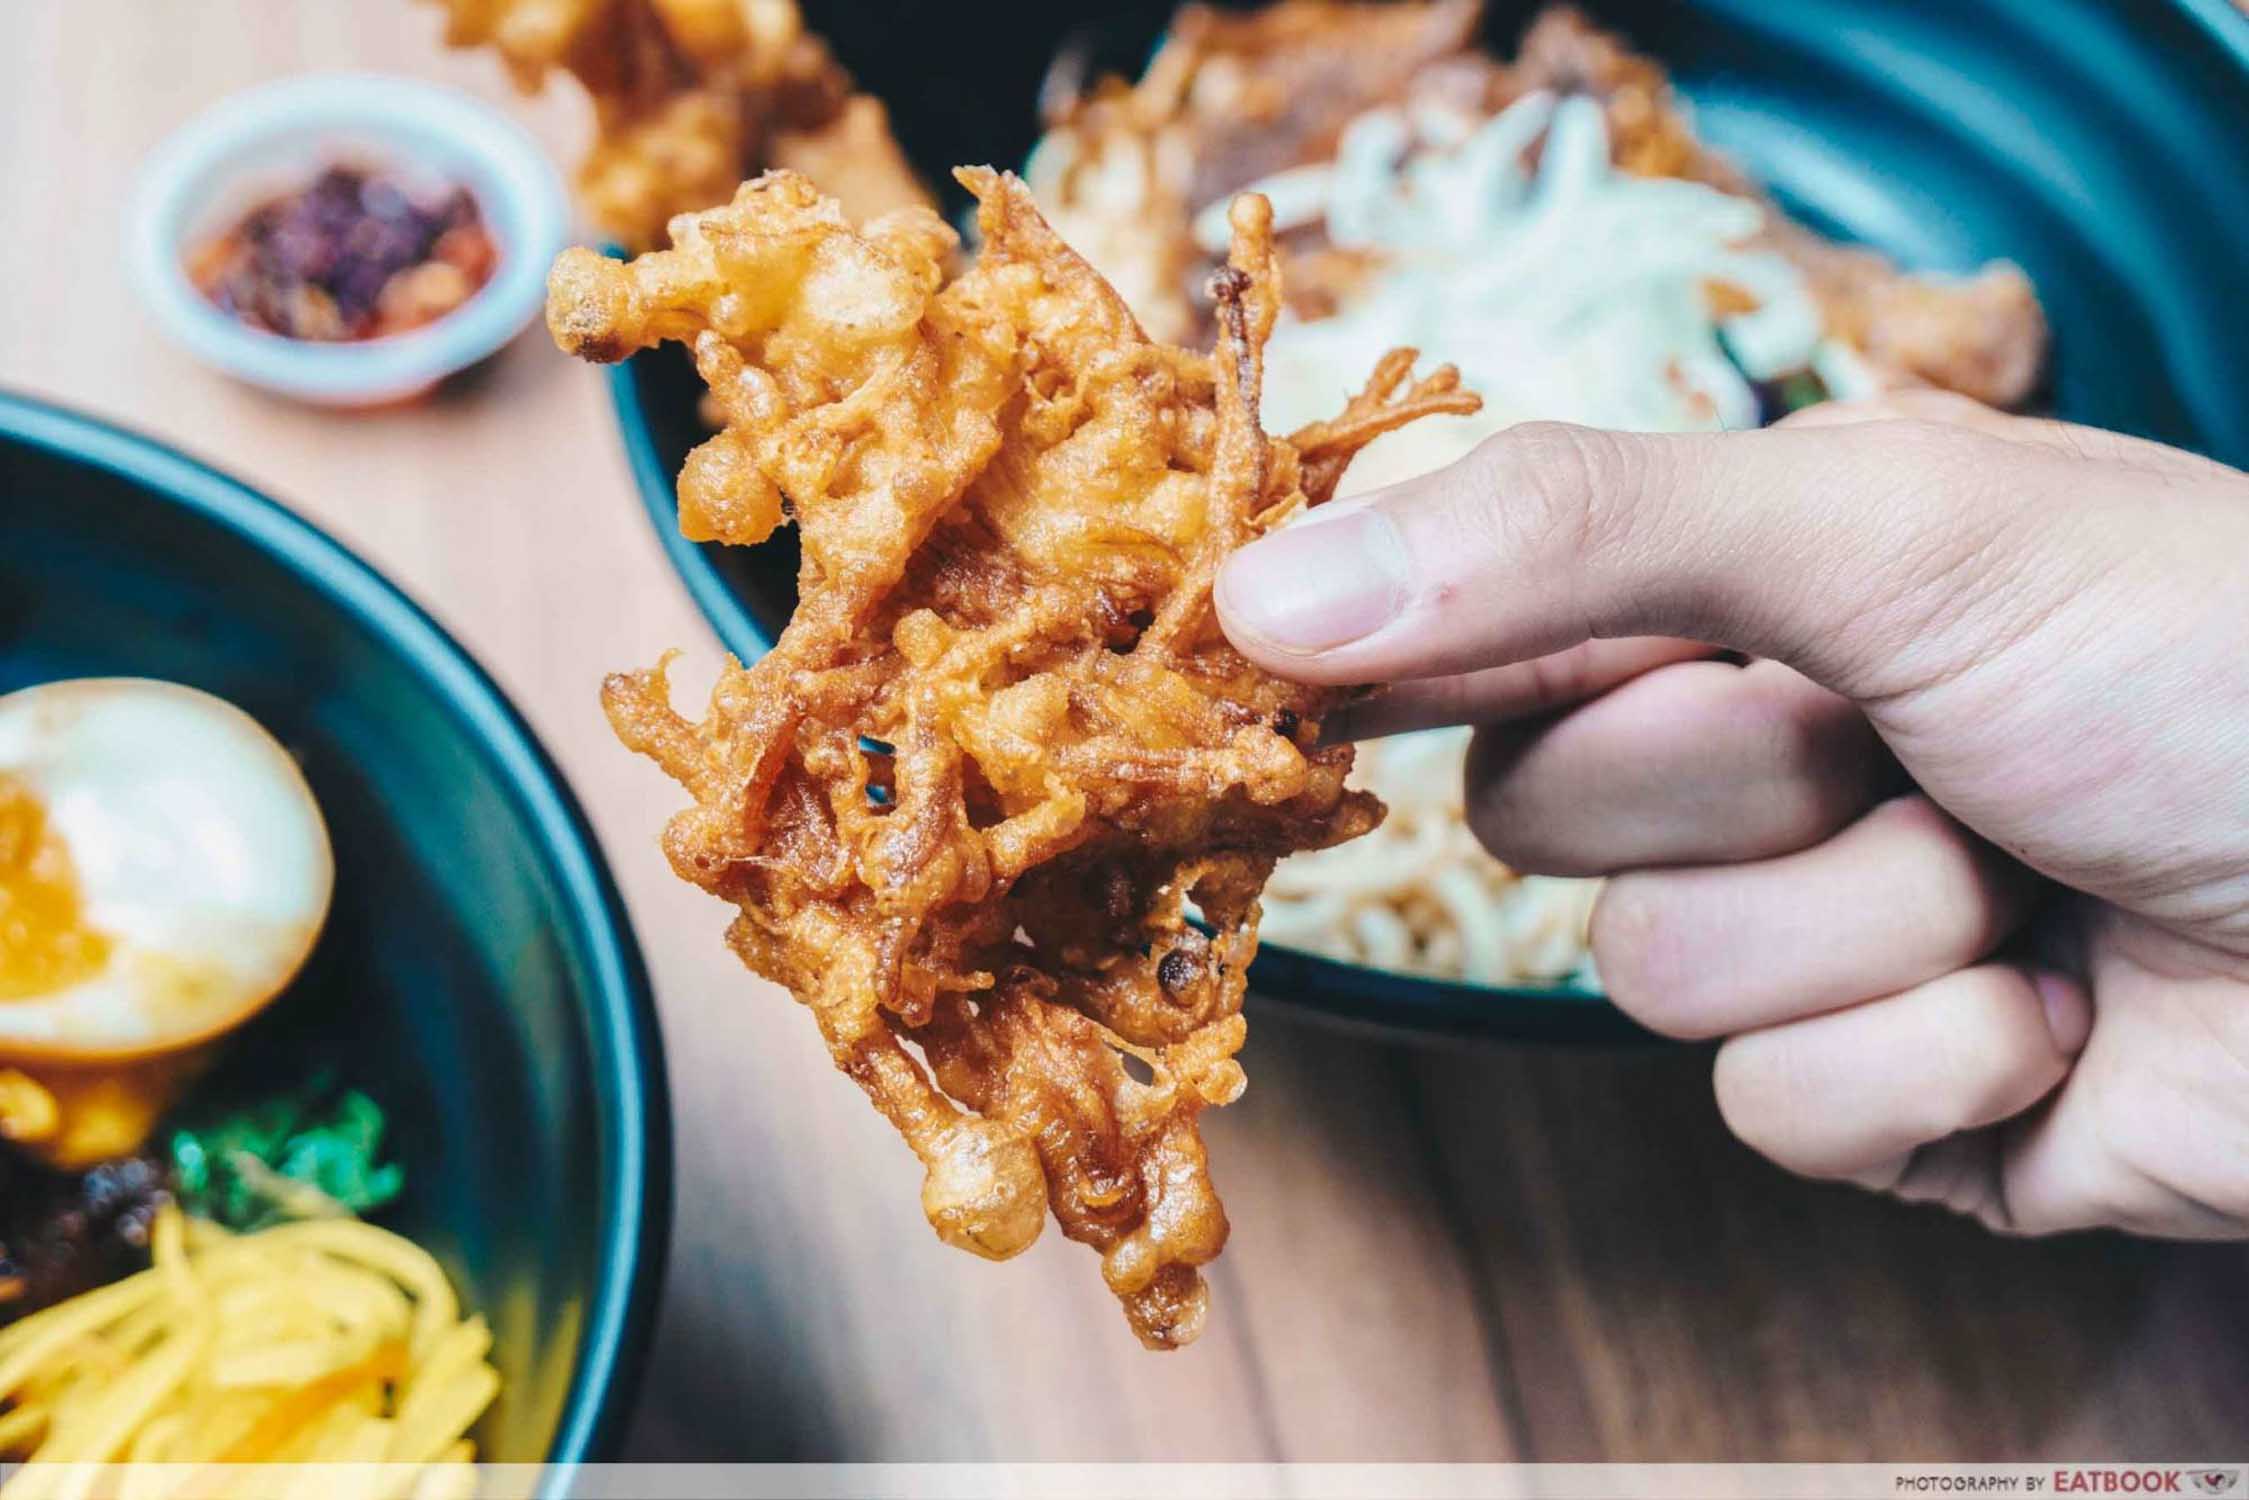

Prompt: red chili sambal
[{"left": 185, "top": 165, "right": 498, "bottom": 341}]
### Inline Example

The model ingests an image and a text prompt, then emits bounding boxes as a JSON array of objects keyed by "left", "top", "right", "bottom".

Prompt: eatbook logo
[{"left": 2054, "top": 1472, "right": 2243, "bottom": 1494}]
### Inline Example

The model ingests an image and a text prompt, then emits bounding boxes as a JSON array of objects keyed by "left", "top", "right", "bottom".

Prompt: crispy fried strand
[{"left": 553, "top": 169, "right": 1470, "bottom": 1346}]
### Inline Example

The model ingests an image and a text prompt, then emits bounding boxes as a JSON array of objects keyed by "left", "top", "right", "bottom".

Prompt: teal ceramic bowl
[
  {"left": 605, "top": 0, "right": 2249, "bottom": 1044},
  {"left": 0, "top": 392, "right": 669, "bottom": 1462}
]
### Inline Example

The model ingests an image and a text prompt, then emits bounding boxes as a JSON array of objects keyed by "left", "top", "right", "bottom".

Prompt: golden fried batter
[
  {"left": 1029, "top": 2, "right": 2046, "bottom": 406},
  {"left": 549, "top": 168, "right": 1472, "bottom": 1347},
  {"left": 434, "top": 0, "right": 923, "bottom": 247}
]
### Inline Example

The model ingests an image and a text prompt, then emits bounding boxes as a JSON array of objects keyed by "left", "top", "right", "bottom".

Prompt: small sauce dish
[{"left": 126, "top": 73, "right": 569, "bottom": 408}]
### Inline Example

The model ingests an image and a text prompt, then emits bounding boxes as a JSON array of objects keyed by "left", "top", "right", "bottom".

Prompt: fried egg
[{"left": 0, "top": 678, "right": 333, "bottom": 1062}]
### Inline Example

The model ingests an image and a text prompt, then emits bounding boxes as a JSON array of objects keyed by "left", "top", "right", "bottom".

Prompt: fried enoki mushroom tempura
[
  {"left": 549, "top": 168, "right": 1475, "bottom": 1346},
  {"left": 432, "top": 0, "right": 923, "bottom": 248}
]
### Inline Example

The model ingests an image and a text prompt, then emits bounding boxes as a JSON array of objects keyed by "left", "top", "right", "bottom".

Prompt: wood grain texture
[{"left": 3, "top": 0, "right": 2242, "bottom": 1463}]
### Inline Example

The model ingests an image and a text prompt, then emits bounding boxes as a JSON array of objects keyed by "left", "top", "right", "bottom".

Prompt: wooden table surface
[{"left": 6, "top": 0, "right": 2245, "bottom": 1465}]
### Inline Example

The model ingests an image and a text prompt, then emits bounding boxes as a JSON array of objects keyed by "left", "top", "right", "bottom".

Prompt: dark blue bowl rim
[
  {"left": 605, "top": 358, "right": 1626, "bottom": 1043},
  {"left": 0, "top": 387, "right": 672, "bottom": 1467}
]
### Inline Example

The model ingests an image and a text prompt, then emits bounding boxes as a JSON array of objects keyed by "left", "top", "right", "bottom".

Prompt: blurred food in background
[
  {"left": 1262, "top": 735, "right": 1605, "bottom": 988},
  {"left": 0, "top": 1147, "right": 169, "bottom": 1322},
  {"left": 0, "top": 680, "right": 497, "bottom": 1468},
  {"left": 1028, "top": 4, "right": 2045, "bottom": 405},
  {"left": 127, "top": 72, "right": 570, "bottom": 405},
  {"left": 186, "top": 164, "right": 498, "bottom": 342},
  {"left": 434, "top": 0, "right": 926, "bottom": 247},
  {"left": 1028, "top": 2, "right": 2048, "bottom": 986}
]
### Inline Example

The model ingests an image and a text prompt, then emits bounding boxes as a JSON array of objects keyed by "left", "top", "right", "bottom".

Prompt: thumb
[{"left": 1216, "top": 418, "right": 2060, "bottom": 697}]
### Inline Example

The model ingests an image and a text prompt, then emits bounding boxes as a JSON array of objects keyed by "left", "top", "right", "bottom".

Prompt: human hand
[{"left": 1216, "top": 390, "right": 2249, "bottom": 1237}]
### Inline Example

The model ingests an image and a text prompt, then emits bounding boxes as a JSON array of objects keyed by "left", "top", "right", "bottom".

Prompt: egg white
[{"left": 0, "top": 678, "right": 333, "bottom": 1060}]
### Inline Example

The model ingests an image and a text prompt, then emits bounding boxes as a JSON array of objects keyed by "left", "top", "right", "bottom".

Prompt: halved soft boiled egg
[{"left": 0, "top": 678, "right": 333, "bottom": 1063}]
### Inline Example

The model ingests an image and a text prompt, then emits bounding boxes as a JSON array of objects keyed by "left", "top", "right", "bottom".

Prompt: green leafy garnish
[
  {"left": 1774, "top": 370, "right": 1830, "bottom": 413},
  {"left": 169, "top": 1072, "right": 405, "bottom": 1232}
]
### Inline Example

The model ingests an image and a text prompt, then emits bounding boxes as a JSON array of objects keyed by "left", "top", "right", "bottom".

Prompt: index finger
[
  {"left": 1326, "top": 636, "right": 1716, "bottom": 741},
  {"left": 1214, "top": 417, "right": 2065, "bottom": 701}
]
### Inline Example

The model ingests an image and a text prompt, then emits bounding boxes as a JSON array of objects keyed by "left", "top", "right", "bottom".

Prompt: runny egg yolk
[
  {"left": 0, "top": 1053, "right": 210, "bottom": 1170},
  {"left": 0, "top": 772, "right": 112, "bottom": 1002},
  {"left": 0, "top": 775, "right": 195, "bottom": 1170}
]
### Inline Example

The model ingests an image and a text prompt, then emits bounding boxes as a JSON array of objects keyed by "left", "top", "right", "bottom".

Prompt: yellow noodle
[
  {"left": 0, "top": 1404, "right": 44, "bottom": 1451},
  {"left": 0, "top": 1273, "right": 167, "bottom": 1391},
  {"left": 0, "top": 1208, "right": 499, "bottom": 1495},
  {"left": 250, "top": 1223, "right": 458, "bottom": 1361},
  {"left": 389, "top": 1364, "right": 499, "bottom": 1464},
  {"left": 210, "top": 1336, "right": 384, "bottom": 1391}
]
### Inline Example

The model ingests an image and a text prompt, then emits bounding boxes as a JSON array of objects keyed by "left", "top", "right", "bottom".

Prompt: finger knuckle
[
  {"left": 1711, "top": 671, "right": 1875, "bottom": 857},
  {"left": 1460, "top": 725, "right": 1583, "bottom": 875},
  {"left": 1877, "top": 798, "right": 2016, "bottom": 963},
  {"left": 1817, "top": 423, "right": 2060, "bottom": 677},
  {"left": 1919, "top": 970, "right": 2059, "bottom": 1136},
  {"left": 1467, "top": 422, "right": 1644, "bottom": 567},
  {"left": 1711, "top": 1037, "right": 1814, "bottom": 1172},
  {"left": 1589, "top": 879, "right": 1721, "bottom": 1038},
  {"left": 1757, "top": 697, "right": 1876, "bottom": 850}
]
